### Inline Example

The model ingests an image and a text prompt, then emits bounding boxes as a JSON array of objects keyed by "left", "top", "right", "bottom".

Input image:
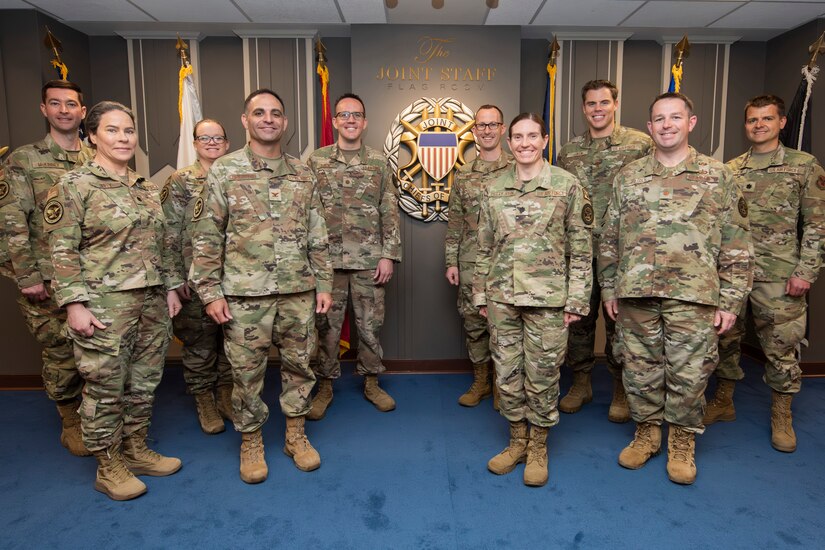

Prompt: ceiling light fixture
[
  {"left": 487, "top": 0, "right": 499, "bottom": 8},
  {"left": 432, "top": 0, "right": 444, "bottom": 8},
  {"left": 385, "top": 0, "right": 398, "bottom": 8}
]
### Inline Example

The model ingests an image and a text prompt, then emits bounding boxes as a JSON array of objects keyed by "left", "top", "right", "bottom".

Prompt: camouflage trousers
[
  {"left": 566, "top": 266, "right": 620, "bottom": 377},
  {"left": 716, "top": 282, "right": 805, "bottom": 393},
  {"left": 67, "top": 287, "right": 172, "bottom": 452},
  {"left": 315, "top": 269, "right": 385, "bottom": 379},
  {"left": 224, "top": 291, "right": 316, "bottom": 432},
  {"left": 458, "top": 267, "right": 490, "bottom": 367},
  {"left": 173, "top": 291, "right": 232, "bottom": 395},
  {"left": 617, "top": 298, "right": 718, "bottom": 434},
  {"left": 16, "top": 291, "right": 83, "bottom": 401},
  {"left": 487, "top": 301, "right": 566, "bottom": 428}
]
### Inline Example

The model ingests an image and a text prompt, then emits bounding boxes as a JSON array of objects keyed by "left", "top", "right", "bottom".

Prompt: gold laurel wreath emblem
[
  {"left": 192, "top": 197, "right": 205, "bottom": 220},
  {"left": 44, "top": 199, "right": 64, "bottom": 224},
  {"left": 0, "top": 181, "right": 9, "bottom": 201},
  {"left": 160, "top": 185, "right": 170, "bottom": 204},
  {"left": 383, "top": 97, "right": 477, "bottom": 222}
]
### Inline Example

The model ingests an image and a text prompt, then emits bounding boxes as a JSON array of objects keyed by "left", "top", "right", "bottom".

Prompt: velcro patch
[
  {"left": 0, "top": 181, "right": 8, "bottom": 201},
  {"left": 738, "top": 197, "right": 748, "bottom": 217},
  {"left": 160, "top": 185, "right": 170, "bottom": 204},
  {"left": 44, "top": 199, "right": 64, "bottom": 224},
  {"left": 768, "top": 167, "right": 803, "bottom": 175},
  {"left": 192, "top": 197, "right": 205, "bottom": 220},
  {"left": 33, "top": 162, "right": 62, "bottom": 169},
  {"left": 582, "top": 203, "right": 594, "bottom": 225},
  {"left": 817, "top": 175, "right": 825, "bottom": 190},
  {"left": 229, "top": 173, "right": 258, "bottom": 181}
]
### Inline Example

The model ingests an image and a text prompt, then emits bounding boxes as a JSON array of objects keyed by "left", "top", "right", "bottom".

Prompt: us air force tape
[
  {"left": 582, "top": 202, "right": 594, "bottom": 225},
  {"left": 44, "top": 199, "right": 64, "bottom": 224},
  {"left": 737, "top": 197, "right": 748, "bottom": 218}
]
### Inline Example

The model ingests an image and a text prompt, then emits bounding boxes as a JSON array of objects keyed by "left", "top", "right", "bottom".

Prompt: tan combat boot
[
  {"left": 122, "top": 428, "right": 182, "bottom": 476},
  {"left": 364, "top": 374, "right": 396, "bottom": 412},
  {"left": 94, "top": 444, "right": 147, "bottom": 501},
  {"left": 524, "top": 425, "right": 549, "bottom": 487},
  {"left": 618, "top": 422, "right": 662, "bottom": 469},
  {"left": 240, "top": 429, "right": 268, "bottom": 483},
  {"left": 608, "top": 379, "right": 631, "bottom": 423},
  {"left": 703, "top": 379, "right": 736, "bottom": 425},
  {"left": 458, "top": 362, "right": 492, "bottom": 407},
  {"left": 488, "top": 420, "right": 528, "bottom": 475},
  {"left": 284, "top": 416, "right": 321, "bottom": 471},
  {"left": 666, "top": 426, "right": 697, "bottom": 485},
  {"left": 559, "top": 372, "right": 592, "bottom": 413},
  {"left": 56, "top": 401, "right": 91, "bottom": 456},
  {"left": 771, "top": 391, "right": 796, "bottom": 453},
  {"left": 215, "top": 384, "right": 234, "bottom": 422},
  {"left": 307, "top": 378, "right": 334, "bottom": 420},
  {"left": 194, "top": 392, "right": 225, "bottom": 434}
]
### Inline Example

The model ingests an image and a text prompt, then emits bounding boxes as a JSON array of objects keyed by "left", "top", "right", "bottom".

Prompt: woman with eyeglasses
[
  {"left": 161, "top": 119, "right": 233, "bottom": 434},
  {"left": 46, "top": 101, "right": 182, "bottom": 501},
  {"left": 472, "top": 112, "right": 594, "bottom": 487}
]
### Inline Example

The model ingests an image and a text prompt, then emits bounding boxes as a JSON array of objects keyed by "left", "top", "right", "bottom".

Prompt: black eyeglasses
[
  {"left": 335, "top": 111, "right": 365, "bottom": 120},
  {"left": 195, "top": 135, "right": 227, "bottom": 144},
  {"left": 474, "top": 122, "right": 502, "bottom": 131}
]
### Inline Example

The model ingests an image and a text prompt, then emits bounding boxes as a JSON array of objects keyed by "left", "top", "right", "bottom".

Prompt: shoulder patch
[
  {"left": 44, "top": 199, "right": 64, "bottom": 224},
  {"left": 737, "top": 197, "right": 748, "bottom": 218},
  {"left": 817, "top": 174, "right": 825, "bottom": 190},
  {"left": 582, "top": 203, "right": 594, "bottom": 225},
  {"left": 160, "top": 184, "right": 170, "bottom": 204},
  {"left": 0, "top": 180, "right": 9, "bottom": 201},
  {"left": 192, "top": 196, "right": 205, "bottom": 221}
]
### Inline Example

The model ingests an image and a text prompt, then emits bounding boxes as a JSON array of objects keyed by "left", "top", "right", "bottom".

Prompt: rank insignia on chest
[
  {"left": 744, "top": 182, "right": 754, "bottom": 191},
  {"left": 582, "top": 202, "right": 594, "bottom": 225},
  {"left": 44, "top": 199, "right": 64, "bottom": 224},
  {"left": 738, "top": 197, "right": 748, "bottom": 217}
]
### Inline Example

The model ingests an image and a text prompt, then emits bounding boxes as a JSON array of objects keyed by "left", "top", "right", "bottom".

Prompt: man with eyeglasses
[
  {"left": 306, "top": 93, "right": 401, "bottom": 419},
  {"left": 190, "top": 89, "right": 333, "bottom": 483},
  {"left": 162, "top": 119, "right": 233, "bottom": 435},
  {"left": 556, "top": 80, "right": 652, "bottom": 422},
  {"left": 445, "top": 104, "right": 513, "bottom": 408},
  {"left": 0, "top": 80, "right": 93, "bottom": 457}
]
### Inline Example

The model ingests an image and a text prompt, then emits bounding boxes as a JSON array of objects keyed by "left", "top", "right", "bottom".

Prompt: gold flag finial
[
  {"left": 548, "top": 35, "right": 560, "bottom": 68},
  {"left": 808, "top": 31, "right": 825, "bottom": 69},
  {"left": 0, "top": 146, "right": 8, "bottom": 158},
  {"left": 44, "top": 27, "right": 68, "bottom": 80},
  {"left": 315, "top": 38, "right": 327, "bottom": 67},
  {"left": 175, "top": 35, "right": 190, "bottom": 66},
  {"left": 673, "top": 34, "right": 691, "bottom": 68}
]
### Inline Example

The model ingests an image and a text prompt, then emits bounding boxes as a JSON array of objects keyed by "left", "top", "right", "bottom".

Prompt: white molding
[
  {"left": 242, "top": 37, "right": 251, "bottom": 100},
  {"left": 715, "top": 43, "right": 731, "bottom": 161},
  {"left": 616, "top": 40, "right": 624, "bottom": 125},
  {"left": 552, "top": 32, "right": 633, "bottom": 41},
  {"left": 302, "top": 37, "right": 317, "bottom": 161},
  {"left": 661, "top": 43, "right": 672, "bottom": 93},
  {"left": 657, "top": 35, "right": 741, "bottom": 45},
  {"left": 233, "top": 29, "right": 318, "bottom": 39},
  {"left": 116, "top": 31, "right": 204, "bottom": 40}
]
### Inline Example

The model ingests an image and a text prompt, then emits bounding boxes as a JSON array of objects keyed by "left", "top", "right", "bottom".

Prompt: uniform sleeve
[
  {"left": 472, "top": 188, "right": 493, "bottom": 307},
  {"left": 379, "top": 161, "right": 402, "bottom": 262},
  {"left": 556, "top": 144, "right": 571, "bottom": 172},
  {"left": 717, "top": 170, "right": 753, "bottom": 315},
  {"left": 792, "top": 161, "right": 825, "bottom": 283},
  {"left": 161, "top": 171, "right": 187, "bottom": 290},
  {"left": 564, "top": 180, "right": 593, "bottom": 316},
  {"left": 190, "top": 166, "right": 228, "bottom": 304},
  {"left": 598, "top": 172, "right": 623, "bottom": 301},
  {"left": 46, "top": 178, "right": 87, "bottom": 306},
  {"left": 444, "top": 173, "right": 464, "bottom": 268},
  {"left": 307, "top": 178, "right": 333, "bottom": 294},
  {"left": 3, "top": 152, "right": 43, "bottom": 289}
]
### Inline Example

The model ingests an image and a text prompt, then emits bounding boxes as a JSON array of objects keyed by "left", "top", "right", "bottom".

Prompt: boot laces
[
  {"left": 242, "top": 435, "right": 263, "bottom": 461},
  {"left": 630, "top": 424, "right": 654, "bottom": 449},
  {"left": 671, "top": 431, "right": 693, "bottom": 463},
  {"left": 197, "top": 395, "right": 222, "bottom": 425}
]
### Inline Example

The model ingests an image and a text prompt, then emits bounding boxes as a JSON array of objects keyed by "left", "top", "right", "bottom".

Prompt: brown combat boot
[
  {"left": 703, "top": 379, "right": 736, "bottom": 425},
  {"left": 122, "top": 428, "right": 182, "bottom": 476},
  {"left": 307, "top": 378, "right": 334, "bottom": 420},
  {"left": 56, "top": 401, "right": 91, "bottom": 456},
  {"left": 240, "top": 429, "right": 268, "bottom": 483},
  {"left": 524, "top": 425, "right": 549, "bottom": 487},
  {"left": 284, "top": 416, "right": 321, "bottom": 471},
  {"left": 559, "top": 372, "right": 593, "bottom": 413},
  {"left": 608, "top": 379, "right": 631, "bottom": 423},
  {"left": 618, "top": 422, "right": 662, "bottom": 469},
  {"left": 771, "top": 391, "right": 797, "bottom": 453},
  {"left": 364, "top": 374, "right": 396, "bottom": 412},
  {"left": 488, "top": 420, "right": 528, "bottom": 475},
  {"left": 215, "top": 384, "right": 234, "bottom": 422},
  {"left": 194, "top": 392, "right": 225, "bottom": 434},
  {"left": 94, "top": 444, "right": 147, "bottom": 501},
  {"left": 666, "top": 426, "right": 697, "bottom": 485},
  {"left": 458, "top": 363, "right": 492, "bottom": 407}
]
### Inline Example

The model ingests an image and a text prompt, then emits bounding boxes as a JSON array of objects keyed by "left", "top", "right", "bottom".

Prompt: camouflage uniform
[
  {"left": 307, "top": 144, "right": 400, "bottom": 378},
  {"left": 46, "top": 161, "right": 172, "bottom": 452},
  {"left": 162, "top": 162, "right": 231, "bottom": 395},
  {"left": 0, "top": 135, "right": 92, "bottom": 402},
  {"left": 557, "top": 125, "right": 652, "bottom": 376},
  {"left": 717, "top": 145, "right": 825, "bottom": 393},
  {"left": 445, "top": 152, "right": 513, "bottom": 368},
  {"left": 473, "top": 161, "right": 593, "bottom": 427},
  {"left": 599, "top": 147, "right": 752, "bottom": 432},
  {"left": 190, "top": 146, "right": 332, "bottom": 432}
]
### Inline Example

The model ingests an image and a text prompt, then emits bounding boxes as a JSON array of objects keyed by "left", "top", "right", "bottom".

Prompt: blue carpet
[{"left": 1, "top": 358, "right": 824, "bottom": 549}]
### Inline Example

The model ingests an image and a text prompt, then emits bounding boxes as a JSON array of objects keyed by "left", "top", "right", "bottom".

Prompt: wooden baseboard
[{"left": 0, "top": 375, "right": 44, "bottom": 390}]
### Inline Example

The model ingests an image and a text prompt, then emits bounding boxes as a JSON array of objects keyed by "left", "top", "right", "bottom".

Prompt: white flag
[{"left": 177, "top": 64, "right": 202, "bottom": 169}]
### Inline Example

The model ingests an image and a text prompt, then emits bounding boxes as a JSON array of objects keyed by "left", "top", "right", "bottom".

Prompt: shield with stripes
[{"left": 417, "top": 132, "right": 458, "bottom": 182}]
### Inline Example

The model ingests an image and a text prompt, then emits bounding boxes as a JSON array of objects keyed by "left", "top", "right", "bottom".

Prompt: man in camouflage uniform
[
  {"left": 0, "top": 80, "right": 92, "bottom": 457},
  {"left": 445, "top": 104, "right": 512, "bottom": 408},
  {"left": 162, "top": 118, "right": 233, "bottom": 434},
  {"left": 305, "top": 93, "right": 401, "bottom": 419},
  {"left": 190, "top": 89, "right": 333, "bottom": 484},
  {"left": 706, "top": 95, "right": 824, "bottom": 453},
  {"left": 474, "top": 113, "right": 593, "bottom": 487},
  {"left": 557, "top": 80, "right": 652, "bottom": 421},
  {"left": 599, "top": 92, "right": 752, "bottom": 485}
]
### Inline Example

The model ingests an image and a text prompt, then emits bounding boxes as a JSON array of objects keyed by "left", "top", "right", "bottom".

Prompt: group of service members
[{"left": 0, "top": 78, "right": 821, "bottom": 501}]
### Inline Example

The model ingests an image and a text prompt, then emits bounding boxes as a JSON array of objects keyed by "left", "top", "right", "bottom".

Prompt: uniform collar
[
  {"left": 244, "top": 144, "right": 296, "bottom": 177},
  {"left": 331, "top": 143, "right": 366, "bottom": 165},
  {"left": 743, "top": 143, "right": 786, "bottom": 169},
  {"left": 471, "top": 150, "right": 512, "bottom": 172},
  {"left": 87, "top": 160, "right": 145, "bottom": 187},
  {"left": 188, "top": 161, "right": 207, "bottom": 179},
  {"left": 582, "top": 124, "right": 625, "bottom": 147},
  {"left": 643, "top": 146, "right": 701, "bottom": 176},
  {"left": 501, "top": 160, "right": 553, "bottom": 192}
]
